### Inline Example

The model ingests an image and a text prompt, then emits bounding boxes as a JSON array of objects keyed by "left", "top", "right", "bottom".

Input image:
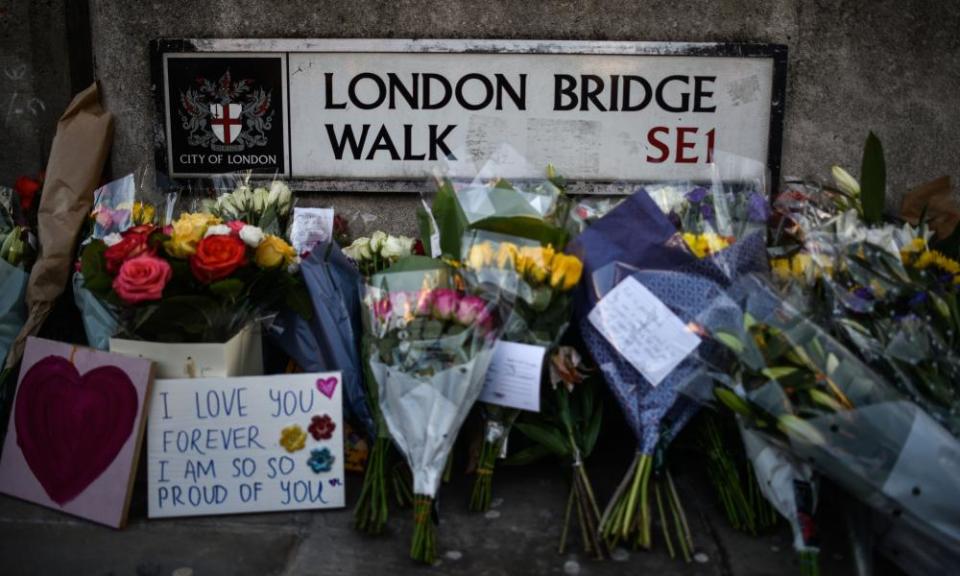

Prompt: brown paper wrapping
[
  {"left": 6, "top": 84, "right": 114, "bottom": 368},
  {"left": 900, "top": 176, "right": 959, "bottom": 241}
]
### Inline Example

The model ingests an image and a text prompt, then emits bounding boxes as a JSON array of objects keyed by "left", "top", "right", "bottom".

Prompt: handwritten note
[
  {"left": 479, "top": 341, "right": 546, "bottom": 412},
  {"left": 588, "top": 277, "right": 700, "bottom": 386},
  {"left": 289, "top": 207, "right": 334, "bottom": 255},
  {"left": 147, "top": 372, "right": 344, "bottom": 518}
]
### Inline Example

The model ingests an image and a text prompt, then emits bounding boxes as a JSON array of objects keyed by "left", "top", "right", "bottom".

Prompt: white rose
[
  {"left": 344, "top": 236, "right": 372, "bottom": 261},
  {"left": 370, "top": 230, "right": 388, "bottom": 253},
  {"left": 239, "top": 225, "right": 265, "bottom": 248},
  {"left": 204, "top": 224, "right": 232, "bottom": 238},
  {"left": 103, "top": 232, "right": 123, "bottom": 247},
  {"left": 381, "top": 235, "right": 413, "bottom": 259}
]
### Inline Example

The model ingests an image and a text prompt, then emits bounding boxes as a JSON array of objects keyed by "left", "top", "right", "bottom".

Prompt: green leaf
[
  {"left": 259, "top": 203, "right": 279, "bottom": 235},
  {"left": 79, "top": 241, "right": 113, "bottom": 296},
  {"left": 514, "top": 422, "right": 570, "bottom": 457},
  {"left": 431, "top": 179, "right": 469, "bottom": 259},
  {"left": 713, "top": 387, "right": 754, "bottom": 418},
  {"left": 714, "top": 331, "right": 745, "bottom": 354},
  {"left": 761, "top": 366, "right": 798, "bottom": 381},
  {"left": 415, "top": 204, "right": 435, "bottom": 258},
  {"left": 860, "top": 131, "right": 886, "bottom": 224},
  {"left": 503, "top": 443, "right": 552, "bottom": 466},
  {"left": 582, "top": 399, "right": 603, "bottom": 457},
  {"left": 209, "top": 278, "right": 245, "bottom": 300}
]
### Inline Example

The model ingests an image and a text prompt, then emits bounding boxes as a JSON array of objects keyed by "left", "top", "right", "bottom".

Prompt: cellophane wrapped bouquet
[
  {"left": 362, "top": 256, "right": 503, "bottom": 563},
  {"left": 702, "top": 273, "right": 960, "bottom": 576},
  {"left": 79, "top": 175, "right": 310, "bottom": 343},
  {"left": 0, "top": 174, "right": 42, "bottom": 365},
  {"left": 427, "top": 163, "right": 582, "bottom": 512}
]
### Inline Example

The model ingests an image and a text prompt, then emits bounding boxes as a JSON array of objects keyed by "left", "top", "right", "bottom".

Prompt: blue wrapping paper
[
  {"left": 72, "top": 271, "right": 118, "bottom": 350},
  {"left": 0, "top": 259, "right": 28, "bottom": 365},
  {"left": 268, "top": 242, "right": 374, "bottom": 436}
]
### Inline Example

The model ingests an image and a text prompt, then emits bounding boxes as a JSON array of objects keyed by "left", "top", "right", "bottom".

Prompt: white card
[
  {"left": 478, "top": 341, "right": 546, "bottom": 412},
  {"left": 289, "top": 207, "right": 335, "bottom": 255},
  {"left": 588, "top": 276, "right": 700, "bottom": 386}
]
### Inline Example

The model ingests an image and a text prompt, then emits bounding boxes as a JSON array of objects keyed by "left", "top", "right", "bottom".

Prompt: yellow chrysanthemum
[
  {"left": 495, "top": 242, "right": 519, "bottom": 270},
  {"left": 913, "top": 249, "right": 960, "bottom": 283}
]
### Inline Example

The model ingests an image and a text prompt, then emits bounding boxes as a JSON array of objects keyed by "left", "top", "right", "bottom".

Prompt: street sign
[{"left": 153, "top": 39, "right": 786, "bottom": 192}]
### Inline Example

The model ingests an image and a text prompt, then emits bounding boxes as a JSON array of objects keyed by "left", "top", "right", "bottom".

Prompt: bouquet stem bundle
[
  {"left": 354, "top": 434, "right": 391, "bottom": 534},
  {"left": 411, "top": 495, "right": 437, "bottom": 563},
  {"left": 558, "top": 454, "right": 606, "bottom": 559},
  {"left": 599, "top": 452, "right": 693, "bottom": 560},
  {"left": 469, "top": 433, "right": 501, "bottom": 512},
  {"left": 700, "top": 415, "right": 778, "bottom": 534}
]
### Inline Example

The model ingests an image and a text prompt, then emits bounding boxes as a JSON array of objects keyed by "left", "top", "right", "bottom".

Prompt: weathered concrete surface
[
  {"left": 0, "top": 0, "right": 74, "bottom": 185},
  {"left": 82, "top": 0, "right": 960, "bottom": 234},
  {"left": 0, "top": 456, "right": 869, "bottom": 576}
]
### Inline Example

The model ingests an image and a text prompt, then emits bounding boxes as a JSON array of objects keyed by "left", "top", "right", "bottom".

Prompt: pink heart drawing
[
  {"left": 316, "top": 376, "right": 338, "bottom": 399},
  {"left": 15, "top": 355, "right": 138, "bottom": 506}
]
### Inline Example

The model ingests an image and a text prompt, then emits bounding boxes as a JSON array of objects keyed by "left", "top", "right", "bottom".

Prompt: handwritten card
[
  {"left": 479, "top": 341, "right": 546, "bottom": 412},
  {"left": 289, "top": 207, "right": 335, "bottom": 255},
  {"left": 147, "top": 372, "right": 344, "bottom": 518},
  {"left": 588, "top": 277, "right": 700, "bottom": 386}
]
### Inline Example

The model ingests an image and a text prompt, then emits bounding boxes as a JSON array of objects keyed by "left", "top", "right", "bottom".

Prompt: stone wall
[
  {"left": 0, "top": 0, "right": 74, "bottom": 185},
  {"left": 10, "top": 1, "right": 960, "bottom": 231}
]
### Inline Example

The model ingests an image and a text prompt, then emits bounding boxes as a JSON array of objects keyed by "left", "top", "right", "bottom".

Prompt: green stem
[
  {"left": 558, "top": 479, "right": 576, "bottom": 554},
  {"left": 655, "top": 481, "right": 676, "bottom": 559}
]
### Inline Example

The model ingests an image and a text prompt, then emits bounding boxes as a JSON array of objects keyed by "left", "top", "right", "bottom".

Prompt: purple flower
[
  {"left": 746, "top": 193, "right": 771, "bottom": 223},
  {"left": 700, "top": 201, "right": 715, "bottom": 222},
  {"left": 686, "top": 187, "right": 708, "bottom": 203},
  {"left": 852, "top": 286, "right": 874, "bottom": 301},
  {"left": 909, "top": 291, "right": 928, "bottom": 307}
]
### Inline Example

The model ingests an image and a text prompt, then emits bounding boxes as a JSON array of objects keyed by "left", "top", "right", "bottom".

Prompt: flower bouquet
[
  {"left": 425, "top": 164, "right": 576, "bottom": 512},
  {"left": 345, "top": 230, "right": 421, "bottom": 535},
  {"left": 362, "top": 256, "right": 502, "bottom": 563},
  {"left": 79, "top": 200, "right": 310, "bottom": 346},
  {"left": 203, "top": 173, "right": 293, "bottom": 236},
  {"left": 507, "top": 346, "right": 606, "bottom": 558},
  {"left": 461, "top": 232, "right": 582, "bottom": 511},
  {"left": 703, "top": 274, "right": 960, "bottom": 574},
  {"left": 0, "top": 174, "right": 42, "bottom": 366},
  {"left": 571, "top": 182, "right": 768, "bottom": 556}
]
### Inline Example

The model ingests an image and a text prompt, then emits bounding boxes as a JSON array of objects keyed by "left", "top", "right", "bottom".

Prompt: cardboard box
[{"left": 110, "top": 322, "right": 262, "bottom": 379}]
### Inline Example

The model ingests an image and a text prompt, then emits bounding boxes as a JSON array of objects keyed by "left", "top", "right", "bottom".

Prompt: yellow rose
[
  {"left": 495, "top": 242, "right": 519, "bottom": 270},
  {"left": 255, "top": 234, "right": 297, "bottom": 269},
  {"left": 519, "top": 245, "right": 552, "bottom": 284},
  {"left": 466, "top": 242, "right": 495, "bottom": 269},
  {"left": 164, "top": 212, "right": 220, "bottom": 258},
  {"left": 549, "top": 253, "right": 583, "bottom": 291}
]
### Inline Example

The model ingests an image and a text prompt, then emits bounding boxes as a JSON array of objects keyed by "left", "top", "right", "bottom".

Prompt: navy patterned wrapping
[{"left": 572, "top": 189, "right": 768, "bottom": 453}]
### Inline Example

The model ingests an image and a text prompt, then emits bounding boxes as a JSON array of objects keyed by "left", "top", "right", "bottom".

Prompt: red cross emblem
[{"left": 210, "top": 103, "right": 243, "bottom": 144}]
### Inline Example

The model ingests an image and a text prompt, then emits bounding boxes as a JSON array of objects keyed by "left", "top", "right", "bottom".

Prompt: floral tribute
[{"left": 79, "top": 186, "right": 310, "bottom": 343}]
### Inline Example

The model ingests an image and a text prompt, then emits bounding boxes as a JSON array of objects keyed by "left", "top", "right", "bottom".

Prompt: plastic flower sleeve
[
  {"left": 0, "top": 259, "right": 28, "bottom": 364},
  {"left": 705, "top": 274, "right": 960, "bottom": 554}
]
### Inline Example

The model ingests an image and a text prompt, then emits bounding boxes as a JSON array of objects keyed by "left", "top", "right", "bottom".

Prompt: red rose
[
  {"left": 113, "top": 255, "right": 172, "bottom": 304},
  {"left": 104, "top": 230, "right": 154, "bottom": 274},
  {"left": 190, "top": 234, "right": 247, "bottom": 283},
  {"left": 14, "top": 175, "right": 42, "bottom": 212}
]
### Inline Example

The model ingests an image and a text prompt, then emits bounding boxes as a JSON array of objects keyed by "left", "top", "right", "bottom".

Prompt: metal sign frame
[{"left": 152, "top": 38, "right": 787, "bottom": 194}]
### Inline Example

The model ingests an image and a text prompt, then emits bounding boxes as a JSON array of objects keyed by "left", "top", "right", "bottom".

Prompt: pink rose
[
  {"left": 226, "top": 220, "right": 246, "bottom": 235},
  {"left": 373, "top": 297, "right": 392, "bottom": 321},
  {"left": 413, "top": 290, "right": 434, "bottom": 316},
  {"left": 431, "top": 289, "right": 459, "bottom": 321},
  {"left": 112, "top": 255, "right": 172, "bottom": 304},
  {"left": 455, "top": 295, "right": 487, "bottom": 325}
]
